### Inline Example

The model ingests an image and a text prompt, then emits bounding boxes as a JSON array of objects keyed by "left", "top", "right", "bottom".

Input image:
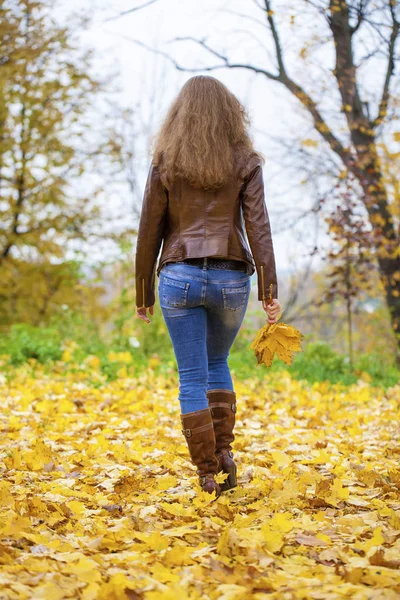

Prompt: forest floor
[{"left": 0, "top": 364, "right": 399, "bottom": 599}]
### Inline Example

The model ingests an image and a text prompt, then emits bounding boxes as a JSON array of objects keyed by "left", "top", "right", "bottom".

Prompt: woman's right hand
[
  {"left": 262, "top": 298, "right": 281, "bottom": 324},
  {"left": 136, "top": 305, "right": 154, "bottom": 324}
]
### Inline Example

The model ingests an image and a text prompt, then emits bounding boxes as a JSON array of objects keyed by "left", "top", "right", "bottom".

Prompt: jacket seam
[
  {"left": 140, "top": 164, "right": 164, "bottom": 307},
  {"left": 204, "top": 190, "right": 207, "bottom": 239}
]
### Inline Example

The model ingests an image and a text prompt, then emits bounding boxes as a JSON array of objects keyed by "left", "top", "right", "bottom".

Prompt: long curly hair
[{"left": 152, "top": 75, "right": 263, "bottom": 190}]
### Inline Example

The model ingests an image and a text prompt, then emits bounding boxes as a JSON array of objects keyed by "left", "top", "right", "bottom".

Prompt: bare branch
[
  {"left": 104, "top": 0, "right": 160, "bottom": 23},
  {"left": 373, "top": 2, "right": 400, "bottom": 128},
  {"left": 251, "top": 0, "right": 266, "bottom": 11},
  {"left": 171, "top": 36, "right": 281, "bottom": 79},
  {"left": 350, "top": 0, "right": 371, "bottom": 34},
  {"left": 111, "top": 37, "right": 198, "bottom": 72},
  {"left": 226, "top": 29, "right": 274, "bottom": 58},
  {"left": 303, "top": 0, "right": 331, "bottom": 20},
  {"left": 264, "top": 0, "right": 286, "bottom": 75},
  {"left": 220, "top": 8, "right": 267, "bottom": 29},
  {"left": 173, "top": 37, "right": 229, "bottom": 63}
]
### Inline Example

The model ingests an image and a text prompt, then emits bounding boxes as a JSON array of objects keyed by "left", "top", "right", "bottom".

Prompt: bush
[
  {"left": 0, "top": 324, "right": 62, "bottom": 365},
  {"left": 288, "top": 341, "right": 356, "bottom": 385},
  {"left": 48, "top": 310, "right": 108, "bottom": 358},
  {"left": 354, "top": 352, "right": 400, "bottom": 388}
]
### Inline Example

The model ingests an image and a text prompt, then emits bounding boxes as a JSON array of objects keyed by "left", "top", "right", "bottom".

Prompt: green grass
[{"left": 0, "top": 322, "right": 398, "bottom": 389}]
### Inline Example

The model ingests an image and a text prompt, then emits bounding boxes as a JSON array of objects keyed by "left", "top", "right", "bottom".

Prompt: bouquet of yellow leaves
[{"left": 249, "top": 284, "right": 304, "bottom": 368}]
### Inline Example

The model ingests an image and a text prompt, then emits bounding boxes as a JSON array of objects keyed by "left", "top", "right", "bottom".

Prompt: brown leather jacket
[{"left": 135, "top": 152, "right": 278, "bottom": 308}]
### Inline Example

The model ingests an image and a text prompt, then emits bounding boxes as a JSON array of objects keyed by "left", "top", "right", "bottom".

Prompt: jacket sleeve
[
  {"left": 241, "top": 159, "right": 278, "bottom": 301},
  {"left": 135, "top": 163, "right": 168, "bottom": 308}
]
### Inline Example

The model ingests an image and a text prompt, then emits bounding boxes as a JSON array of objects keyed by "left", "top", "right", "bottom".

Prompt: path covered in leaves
[{"left": 0, "top": 362, "right": 399, "bottom": 599}]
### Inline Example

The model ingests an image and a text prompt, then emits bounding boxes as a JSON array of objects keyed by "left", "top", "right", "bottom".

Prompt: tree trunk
[{"left": 329, "top": 0, "right": 400, "bottom": 362}]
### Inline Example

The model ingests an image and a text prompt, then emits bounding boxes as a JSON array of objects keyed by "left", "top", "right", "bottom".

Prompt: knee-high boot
[
  {"left": 206, "top": 389, "right": 237, "bottom": 491},
  {"left": 180, "top": 407, "right": 221, "bottom": 498}
]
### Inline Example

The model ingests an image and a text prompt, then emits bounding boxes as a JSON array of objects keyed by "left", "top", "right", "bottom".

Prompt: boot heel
[
  {"left": 228, "top": 463, "right": 237, "bottom": 488},
  {"left": 221, "top": 462, "right": 237, "bottom": 491}
]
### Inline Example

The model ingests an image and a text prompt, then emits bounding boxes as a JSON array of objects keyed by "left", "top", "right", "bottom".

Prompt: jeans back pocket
[
  {"left": 161, "top": 275, "right": 190, "bottom": 308},
  {"left": 222, "top": 281, "right": 249, "bottom": 311}
]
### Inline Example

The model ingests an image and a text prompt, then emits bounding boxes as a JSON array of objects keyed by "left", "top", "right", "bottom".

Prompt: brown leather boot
[
  {"left": 180, "top": 407, "right": 221, "bottom": 498},
  {"left": 207, "top": 389, "right": 237, "bottom": 491}
]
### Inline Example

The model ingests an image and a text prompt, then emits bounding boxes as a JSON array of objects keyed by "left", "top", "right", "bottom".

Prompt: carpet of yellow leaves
[{"left": 0, "top": 362, "right": 399, "bottom": 599}]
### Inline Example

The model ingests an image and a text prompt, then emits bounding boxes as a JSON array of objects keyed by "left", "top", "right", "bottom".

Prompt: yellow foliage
[
  {"left": 301, "top": 138, "right": 318, "bottom": 147},
  {"left": 249, "top": 317, "right": 304, "bottom": 367},
  {"left": 107, "top": 351, "right": 133, "bottom": 364}
]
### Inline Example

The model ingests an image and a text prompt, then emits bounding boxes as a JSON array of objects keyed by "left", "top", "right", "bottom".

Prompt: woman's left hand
[
  {"left": 262, "top": 298, "right": 281, "bottom": 324},
  {"left": 136, "top": 305, "right": 154, "bottom": 323}
]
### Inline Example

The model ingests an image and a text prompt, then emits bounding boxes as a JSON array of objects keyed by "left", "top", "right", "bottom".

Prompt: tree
[
  {"left": 137, "top": 0, "right": 400, "bottom": 363},
  {"left": 0, "top": 0, "right": 129, "bottom": 325},
  {"left": 317, "top": 175, "right": 377, "bottom": 366}
]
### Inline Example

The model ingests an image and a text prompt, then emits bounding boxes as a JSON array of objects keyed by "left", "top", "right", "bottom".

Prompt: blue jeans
[{"left": 158, "top": 260, "right": 251, "bottom": 414}]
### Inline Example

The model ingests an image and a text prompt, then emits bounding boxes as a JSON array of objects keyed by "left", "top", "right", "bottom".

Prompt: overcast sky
[{"left": 63, "top": 0, "right": 396, "bottom": 275}]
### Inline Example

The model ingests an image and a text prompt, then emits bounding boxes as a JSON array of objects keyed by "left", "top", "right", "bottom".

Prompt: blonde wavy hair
[{"left": 152, "top": 75, "right": 263, "bottom": 190}]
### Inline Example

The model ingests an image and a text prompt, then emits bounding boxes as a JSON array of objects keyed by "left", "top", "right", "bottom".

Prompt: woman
[{"left": 135, "top": 75, "right": 281, "bottom": 498}]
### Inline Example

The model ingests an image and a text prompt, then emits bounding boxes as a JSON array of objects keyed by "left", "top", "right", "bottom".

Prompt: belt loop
[{"left": 203, "top": 257, "right": 207, "bottom": 270}]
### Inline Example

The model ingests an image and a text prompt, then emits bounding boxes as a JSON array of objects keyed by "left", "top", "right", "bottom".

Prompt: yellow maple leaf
[
  {"left": 270, "top": 450, "right": 292, "bottom": 468},
  {"left": 250, "top": 318, "right": 304, "bottom": 368},
  {"left": 261, "top": 523, "right": 285, "bottom": 553},
  {"left": 269, "top": 512, "right": 296, "bottom": 533}
]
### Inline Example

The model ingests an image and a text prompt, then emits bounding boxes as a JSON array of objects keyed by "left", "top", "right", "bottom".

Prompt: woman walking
[{"left": 135, "top": 75, "right": 281, "bottom": 498}]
